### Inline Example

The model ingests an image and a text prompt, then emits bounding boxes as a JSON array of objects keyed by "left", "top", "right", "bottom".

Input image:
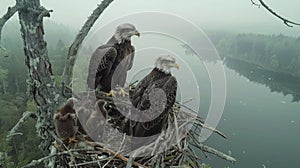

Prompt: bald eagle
[
  {"left": 87, "top": 23, "right": 140, "bottom": 95},
  {"left": 125, "top": 55, "right": 179, "bottom": 137}
]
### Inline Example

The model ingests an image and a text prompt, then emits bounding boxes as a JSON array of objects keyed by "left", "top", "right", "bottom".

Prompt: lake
[{"left": 204, "top": 58, "right": 300, "bottom": 168}]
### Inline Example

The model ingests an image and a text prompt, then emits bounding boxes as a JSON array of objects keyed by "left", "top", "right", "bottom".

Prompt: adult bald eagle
[
  {"left": 87, "top": 23, "right": 140, "bottom": 95},
  {"left": 126, "top": 55, "right": 179, "bottom": 137}
]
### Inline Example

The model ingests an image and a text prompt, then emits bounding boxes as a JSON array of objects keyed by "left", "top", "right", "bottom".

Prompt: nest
[{"left": 51, "top": 89, "right": 236, "bottom": 168}]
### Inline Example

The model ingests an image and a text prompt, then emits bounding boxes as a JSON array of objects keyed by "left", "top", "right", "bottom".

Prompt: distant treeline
[{"left": 215, "top": 33, "right": 300, "bottom": 77}]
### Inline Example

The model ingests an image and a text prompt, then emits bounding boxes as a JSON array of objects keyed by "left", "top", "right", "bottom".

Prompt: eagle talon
[
  {"left": 68, "top": 137, "right": 77, "bottom": 143},
  {"left": 118, "top": 88, "right": 128, "bottom": 97},
  {"left": 106, "top": 89, "right": 117, "bottom": 97}
]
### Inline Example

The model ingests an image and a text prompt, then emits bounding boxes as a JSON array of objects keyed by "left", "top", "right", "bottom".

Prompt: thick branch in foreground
[
  {"left": 61, "top": 0, "right": 114, "bottom": 87},
  {"left": 16, "top": 1, "right": 63, "bottom": 167},
  {"left": 0, "top": 3, "right": 19, "bottom": 48},
  {"left": 252, "top": 0, "right": 300, "bottom": 27},
  {"left": 6, "top": 111, "right": 36, "bottom": 141}
]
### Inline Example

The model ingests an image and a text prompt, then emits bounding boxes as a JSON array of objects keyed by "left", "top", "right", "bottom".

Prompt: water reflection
[{"left": 224, "top": 57, "right": 300, "bottom": 102}]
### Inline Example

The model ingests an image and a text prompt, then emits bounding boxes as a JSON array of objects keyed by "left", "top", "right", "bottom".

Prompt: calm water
[{"left": 203, "top": 60, "right": 300, "bottom": 168}]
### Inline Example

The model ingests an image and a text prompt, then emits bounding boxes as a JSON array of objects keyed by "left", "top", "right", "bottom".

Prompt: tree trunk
[{"left": 17, "top": 0, "right": 62, "bottom": 166}]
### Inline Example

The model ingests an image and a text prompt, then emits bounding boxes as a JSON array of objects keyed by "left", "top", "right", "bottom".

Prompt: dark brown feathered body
[
  {"left": 85, "top": 100, "right": 107, "bottom": 141},
  {"left": 87, "top": 36, "right": 135, "bottom": 91},
  {"left": 54, "top": 99, "right": 77, "bottom": 142},
  {"left": 126, "top": 68, "right": 177, "bottom": 137}
]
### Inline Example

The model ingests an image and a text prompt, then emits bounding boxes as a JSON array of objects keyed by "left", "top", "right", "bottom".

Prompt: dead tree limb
[
  {"left": 0, "top": 2, "right": 19, "bottom": 51},
  {"left": 61, "top": 0, "right": 114, "bottom": 88},
  {"left": 6, "top": 111, "right": 36, "bottom": 141},
  {"left": 252, "top": 0, "right": 300, "bottom": 27}
]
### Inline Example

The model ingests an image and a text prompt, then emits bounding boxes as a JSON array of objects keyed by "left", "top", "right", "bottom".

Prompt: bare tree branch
[
  {"left": 0, "top": 3, "right": 19, "bottom": 50},
  {"left": 188, "top": 133, "right": 236, "bottom": 163},
  {"left": 61, "top": 0, "right": 114, "bottom": 88},
  {"left": 6, "top": 111, "right": 36, "bottom": 141},
  {"left": 251, "top": 0, "right": 261, "bottom": 7},
  {"left": 252, "top": 0, "right": 300, "bottom": 27}
]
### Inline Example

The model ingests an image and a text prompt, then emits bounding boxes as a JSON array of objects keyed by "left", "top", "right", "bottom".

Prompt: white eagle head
[
  {"left": 114, "top": 23, "right": 140, "bottom": 43},
  {"left": 155, "top": 55, "right": 180, "bottom": 74}
]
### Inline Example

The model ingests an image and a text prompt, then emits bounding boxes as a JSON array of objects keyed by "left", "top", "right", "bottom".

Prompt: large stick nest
[{"left": 44, "top": 89, "right": 235, "bottom": 168}]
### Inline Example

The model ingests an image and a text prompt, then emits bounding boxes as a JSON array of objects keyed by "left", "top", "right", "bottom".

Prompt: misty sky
[{"left": 0, "top": 0, "right": 300, "bottom": 36}]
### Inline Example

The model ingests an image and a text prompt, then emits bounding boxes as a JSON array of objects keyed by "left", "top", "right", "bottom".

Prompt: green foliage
[
  {"left": 0, "top": 137, "right": 14, "bottom": 168},
  {"left": 26, "top": 100, "right": 36, "bottom": 112}
]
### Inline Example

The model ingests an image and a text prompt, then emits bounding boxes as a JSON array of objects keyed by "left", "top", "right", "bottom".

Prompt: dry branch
[
  {"left": 61, "top": 0, "right": 114, "bottom": 87},
  {"left": 188, "top": 132, "right": 236, "bottom": 163},
  {"left": 0, "top": 2, "right": 19, "bottom": 51},
  {"left": 6, "top": 111, "right": 36, "bottom": 141},
  {"left": 252, "top": 0, "right": 300, "bottom": 27}
]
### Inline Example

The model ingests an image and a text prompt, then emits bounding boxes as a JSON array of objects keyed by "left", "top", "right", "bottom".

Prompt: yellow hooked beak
[
  {"left": 135, "top": 31, "right": 140, "bottom": 37},
  {"left": 174, "top": 63, "right": 180, "bottom": 70}
]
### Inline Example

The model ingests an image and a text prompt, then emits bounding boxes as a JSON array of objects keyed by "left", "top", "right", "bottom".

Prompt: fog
[
  {"left": 1, "top": 1, "right": 300, "bottom": 168},
  {"left": 1, "top": 0, "right": 300, "bottom": 36}
]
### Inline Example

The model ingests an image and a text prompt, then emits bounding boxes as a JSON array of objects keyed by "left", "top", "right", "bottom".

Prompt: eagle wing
[
  {"left": 87, "top": 45, "right": 117, "bottom": 89},
  {"left": 129, "top": 71, "right": 152, "bottom": 108},
  {"left": 127, "top": 46, "right": 135, "bottom": 70},
  {"left": 132, "top": 75, "right": 177, "bottom": 137}
]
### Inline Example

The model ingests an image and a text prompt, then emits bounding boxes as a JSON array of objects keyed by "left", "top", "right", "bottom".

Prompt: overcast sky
[{"left": 1, "top": 0, "right": 300, "bottom": 36}]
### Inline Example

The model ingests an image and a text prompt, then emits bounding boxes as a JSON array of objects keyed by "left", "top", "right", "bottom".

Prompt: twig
[
  {"left": 128, "top": 80, "right": 139, "bottom": 88},
  {"left": 21, "top": 148, "right": 94, "bottom": 168},
  {"left": 87, "top": 141, "right": 147, "bottom": 168},
  {"left": 253, "top": 0, "right": 300, "bottom": 27},
  {"left": 180, "top": 104, "right": 200, "bottom": 116},
  {"left": 107, "top": 132, "right": 127, "bottom": 165},
  {"left": 69, "top": 157, "right": 110, "bottom": 167},
  {"left": 180, "top": 109, "right": 226, "bottom": 139},
  {"left": 188, "top": 133, "right": 236, "bottom": 163},
  {"left": 37, "top": 7, "right": 53, "bottom": 22},
  {"left": 48, "top": 130, "right": 79, "bottom": 168},
  {"left": 96, "top": 146, "right": 148, "bottom": 168},
  {"left": 195, "top": 121, "right": 227, "bottom": 139},
  {"left": 61, "top": 0, "right": 114, "bottom": 86},
  {"left": 173, "top": 112, "right": 181, "bottom": 150},
  {"left": 181, "top": 98, "right": 193, "bottom": 105},
  {"left": 251, "top": 0, "right": 260, "bottom": 7},
  {"left": 6, "top": 111, "right": 36, "bottom": 141},
  {"left": 125, "top": 155, "right": 134, "bottom": 168}
]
